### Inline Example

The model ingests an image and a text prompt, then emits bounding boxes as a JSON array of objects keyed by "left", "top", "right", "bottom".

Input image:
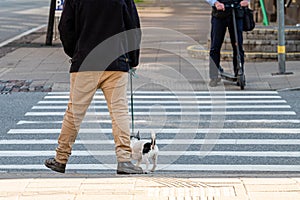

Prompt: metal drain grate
[{"left": 139, "top": 177, "right": 236, "bottom": 199}]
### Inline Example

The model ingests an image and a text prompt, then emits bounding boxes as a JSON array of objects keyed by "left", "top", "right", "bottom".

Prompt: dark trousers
[{"left": 209, "top": 15, "right": 244, "bottom": 79}]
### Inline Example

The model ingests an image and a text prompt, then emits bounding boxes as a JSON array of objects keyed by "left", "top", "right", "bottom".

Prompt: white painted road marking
[
  {"left": 7, "top": 128, "right": 300, "bottom": 134},
  {"left": 4, "top": 90, "right": 300, "bottom": 172},
  {"left": 0, "top": 164, "right": 300, "bottom": 171},
  {"left": 24, "top": 111, "right": 297, "bottom": 116},
  {"left": 1, "top": 139, "right": 300, "bottom": 145},
  {"left": 1, "top": 150, "right": 300, "bottom": 157}
]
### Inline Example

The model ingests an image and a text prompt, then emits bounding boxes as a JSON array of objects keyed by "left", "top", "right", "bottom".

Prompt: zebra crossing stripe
[
  {"left": 17, "top": 119, "right": 300, "bottom": 125},
  {"left": 31, "top": 105, "right": 291, "bottom": 109},
  {"left": 17, "top": 120, "right": 148, "bottom": 125},
  {"left": 24, "top": 111, "right": 296, "bottom": 116},
  {"left": 37, "top": 100, "right": 288, "bottom": 104},
  {"left": 16, "top": 119, "right": 300, "bottom": 125},
  {"left": 160, "top": 164, "right": 300, "bottom": 171},
  {"left": 0, "top": 164, "right": 299, "bottom": 171},
  {"left": 48, "top": 91, "right": 279, "bottom": 95},
  {"left": 1, "top": 150, "right": 300, "bottom": 157},
  {"left": 7, "top": 128, "right": 300, "bottom": 134},
  {"left": 1, "top": 139, "right": 300, "bottom": 145},
  {"left": 44, "top": 95, "right": 282, "bottom": 99}
]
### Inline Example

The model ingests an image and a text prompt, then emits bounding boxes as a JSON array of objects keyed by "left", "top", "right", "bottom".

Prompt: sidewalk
[
  {"left": 1, "top": 173, "right": 300, "bottom": 200},
  {"left": 0, "top": 0, "right": 300, "bottom": 200}
]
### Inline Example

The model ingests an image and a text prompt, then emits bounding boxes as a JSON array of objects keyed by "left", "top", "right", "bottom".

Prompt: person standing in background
[{"left": 206, "top": 0, "right": 249, "bottom": 87}]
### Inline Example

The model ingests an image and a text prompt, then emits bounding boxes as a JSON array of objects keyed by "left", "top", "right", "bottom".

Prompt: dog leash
[{"left": 129, "top": 67, "right": 137, "bottom": 136}]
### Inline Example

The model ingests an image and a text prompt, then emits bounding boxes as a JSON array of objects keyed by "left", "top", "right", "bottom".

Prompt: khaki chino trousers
[{"left": 55, "top": 71, "right": 131, "bottom": 164}]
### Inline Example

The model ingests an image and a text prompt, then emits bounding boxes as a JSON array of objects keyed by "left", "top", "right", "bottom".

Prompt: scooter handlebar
[
  {"left": 213, "top": 2, "right": 241, "bottom": 10},
  {"left": 223, "top": 2, "right": 241, "bottom": 9}
]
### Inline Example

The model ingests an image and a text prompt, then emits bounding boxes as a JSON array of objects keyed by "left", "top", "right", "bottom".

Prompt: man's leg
[
  {"left": 100, "top": 71, "right": 143, "bottom": 174},
  {"left": 209, "top": 17, "right": 227, "bottom": 86},
  {"left": 45, "top": 72, "right": 99, "bottom": 173},
  {"left": 100, "top": 71, "right": 131, "bottom": 162}
]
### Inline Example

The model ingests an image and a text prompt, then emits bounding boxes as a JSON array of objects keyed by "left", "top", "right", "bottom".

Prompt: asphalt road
[
  {"left": 0, "top": 90, "right": 300, "bottom": 175},
  {"left": 0, "top": 0, "right": 50, "bottom": 44}
]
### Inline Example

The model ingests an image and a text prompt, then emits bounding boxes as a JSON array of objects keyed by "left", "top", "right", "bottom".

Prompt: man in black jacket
[{"left": 45, "top": 0, "right": 143, "bottom": 174}]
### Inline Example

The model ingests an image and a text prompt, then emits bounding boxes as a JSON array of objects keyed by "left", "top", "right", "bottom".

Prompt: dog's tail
[{"left": 150, "top": 130, "right": 156, "bottom": 149}]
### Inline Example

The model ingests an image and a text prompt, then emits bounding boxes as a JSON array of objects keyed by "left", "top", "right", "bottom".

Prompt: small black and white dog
[{"left": 130, "top": 130, "right": 159, "bottom": 173}]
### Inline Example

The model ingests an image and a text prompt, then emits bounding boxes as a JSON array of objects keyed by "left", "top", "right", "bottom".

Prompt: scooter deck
[{"left": 220, "top": 72, "right": 237, "bottom": 82}]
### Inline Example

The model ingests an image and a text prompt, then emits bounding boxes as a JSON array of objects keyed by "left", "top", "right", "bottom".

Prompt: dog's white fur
[{"left": 130, "top": 130, "right": 159, "bottom": 172}]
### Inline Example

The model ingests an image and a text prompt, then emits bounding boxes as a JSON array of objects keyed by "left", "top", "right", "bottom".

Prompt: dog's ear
[{"left": 136, "top": 131, "right": 141, "bottom": 140}]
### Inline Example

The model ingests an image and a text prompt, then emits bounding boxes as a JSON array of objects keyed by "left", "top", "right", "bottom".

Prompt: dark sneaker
[
  {"left": 209, "top": 78, "right": 221, "bottom": 87},
  {"left": 117, "top": 161, "right": 144, "bottom": 174},
  {"left": 44, "top": 158, "right": 66, "bottom": 173}
]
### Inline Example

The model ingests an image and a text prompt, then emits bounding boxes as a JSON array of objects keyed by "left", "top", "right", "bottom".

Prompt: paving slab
[{"left": 248, "top": 192, "right": 300, "bottom": 200}]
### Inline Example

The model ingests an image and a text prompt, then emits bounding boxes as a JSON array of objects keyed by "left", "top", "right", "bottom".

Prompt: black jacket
[{"left": 58, "top": 0, "right": 141, "bottom": 72}]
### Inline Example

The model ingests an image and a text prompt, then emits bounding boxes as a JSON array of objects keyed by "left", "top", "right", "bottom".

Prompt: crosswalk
[{"left": 2, "top": 90, "right": 300, "bottom": 173}]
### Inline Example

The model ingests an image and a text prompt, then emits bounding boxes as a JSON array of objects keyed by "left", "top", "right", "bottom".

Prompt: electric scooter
[{"left": 219, "top": 3, "right": 246, "bottom": 90}]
